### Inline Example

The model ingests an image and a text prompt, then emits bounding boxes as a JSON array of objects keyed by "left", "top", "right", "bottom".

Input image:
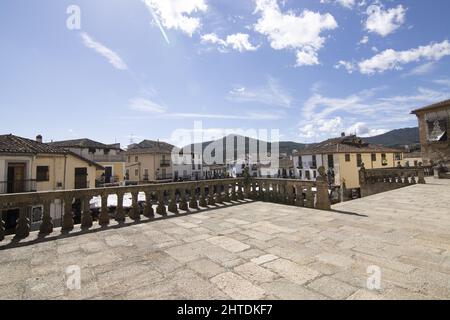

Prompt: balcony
[
  {"left": 0, "top": 180, "right": 36, "bottom": 194},
  {"left": 160, "top": 160, "right": 171, "bottom": 167}
]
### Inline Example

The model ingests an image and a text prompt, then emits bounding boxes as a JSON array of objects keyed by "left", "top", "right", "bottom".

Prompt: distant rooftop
[
  {"left": 0, "top": 134, "right": 65, "bottom": 155},
  {"left": 49, "top": 138, "right": 121, "bottom": 150},
  {"left": 127, "top": 140, "right": 175, "bottom": 154},
  {"left": 293, "top": 135, "right": 403, "bottom": 156}
]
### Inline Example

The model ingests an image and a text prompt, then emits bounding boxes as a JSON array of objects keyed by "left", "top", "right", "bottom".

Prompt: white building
[{"left": 172, "top": 152, "right": 203, "bottom": 181}]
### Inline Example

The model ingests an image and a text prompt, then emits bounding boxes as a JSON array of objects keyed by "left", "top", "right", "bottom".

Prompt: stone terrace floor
[{"left": 1, "top": 178, "right": 450, "bottom": 300}]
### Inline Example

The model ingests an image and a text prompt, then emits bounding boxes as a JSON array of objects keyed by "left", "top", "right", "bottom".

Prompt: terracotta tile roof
[
  {"left": 0, "top": 134, "right": 65, "bottom": 154},
  {"left": 0, "top": 134, "right": 104, "bottom": 169},
  {"left": 411, "top": 99, "right": 450, "bottom": 114},
  {"left": 126, "top": 140, "right": 175, "bottom": 154},
  {"left": 293, "top": 135, "right": 403, "bottom": 155},
  {"left": 49, "top": 138, "right": 120, "bottom": 150}
]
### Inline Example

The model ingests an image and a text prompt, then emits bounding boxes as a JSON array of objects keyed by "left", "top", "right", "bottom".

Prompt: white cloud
[
  {"left": 358, "top": 40, "right": 450, "bottom": 74},
  {"left": 228, "top": 77, "right": 292, "bottom": 108},
  {"left": 334, "top": 60, "right": 355, "bottom": 73},
  {"left": 80, "top": 32, "right": 127, "bottom": 70},
  {"left": 404, "top": 61, "right": 436, "bottom": 77},
  {"left": 320, "top": 0, "right": 355, "bottom": 9},
  {"left": 254, "top": 0, "right": 338, "bottom": 66},
  {"left": 433, "top": 78, "right": 450, "bottom": 87},
  {"left": 365, "top": 4, "right": 406, "bottom": 37},
  {"left": 143, "top": 0, "right": 207, "bottom": 36},
  {"left": 201, "top": 33, "right": 258, "bottom": 52},
  {"left": 129, "top": 98, "right": 167, "bottom": 113},
  {"left": 359, "top": 35, "right": 369, "bottom": 45}
]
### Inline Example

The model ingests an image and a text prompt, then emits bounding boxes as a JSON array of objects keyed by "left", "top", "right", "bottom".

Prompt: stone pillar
[
  {"left": 316, "top": 181, "right": 331, "bottom": 211},
  {"left": 80, "top": 195, "right": 93, "bottom": 228},
  {"left": 251, "top": 182, "right": 258, "bottom": 200},
  {"left": 144, "top": 191, "right": 155, "bottom": 218},
  {"left": 115, "top": 192, "right": 126, "bottom": 222},
  {"left": 62, "top": 195, "right": 74, "bottom": 231},
  {"left": 179, "top": 188, "right": 188, "bottom": 211},
  {"left": 189, "top": 185, "right": 199, "bottom": 209},
  {"left": 99, "top": 194, "right": 110, "bottom": 226},
  {"left": 39, "top": 200, "right": 53, "bottom": 234},
  {"left": 199, "top": 185, "right": 208, "bottom": 208},
  {"left": 168, "top": 189, "right": 178, "bottom": 214},
  {"left": 156, "top": 190, "right": 167, "bottom": 215},
  {"left": 129, "top": 192, "right": 141, "bottom": 220},
  {"left": 286, "top": 185, "right": 295, "bottom": 205},
  {"left": 418, "top": 169, "right": 426, "bottom": 184},
  {"left": 15, "top": 205, "right": 30, "bottom": 238}
]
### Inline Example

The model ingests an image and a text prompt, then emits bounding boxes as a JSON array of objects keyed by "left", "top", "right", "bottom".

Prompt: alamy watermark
[
  {"left": 66, "top": 265, "right": 81, "bottom": 290},
  {"left": 66, "top": 5, "right": 81, "bottom": 30},
  {"left": 366, "top": 265, "right": 382, "bottom": 290}
]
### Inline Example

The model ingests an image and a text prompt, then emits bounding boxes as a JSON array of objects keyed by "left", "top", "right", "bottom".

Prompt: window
[
  {"left": 31, "top": 206, "right": 43, "bottom": 223},
  {"left": 312, "top": 155, "right": 317, "bottom": 168},
  {"left": 127, "top": 156, "right": 131, "bottom": 162},
  {"left": 135, "top": 169, "right": 139, "bottom": 176},
  {"left": 135, "top": 156, "right": 138, "bottom": 163},
  {"left": 345, "top": 154, "right": 351, "bottom": 162},
  {"left": 381, "top": 154, "right": 387, "bottom": 166},
  {"left": 371, "top": 154, "right": 377, "bottom": 162},
  {"left": 327, "top": 155, "right": 334, "bottom": 168},
  {"left": 357, "top": 154, "right": 362, "bottom": 167},
  {"left": 36, "top": 166, "right": 49, "bottom": 182},
  {"left": 125, "top": 170, "right": 129, "bottom": 180},
  {"left": 305, "top": 171, "right": 311, "bottom": 180},
  {"left": 297, "top": 156, "right": 303, "bottom": 169},
  {"left": 299, "top": 170, "right": 302, "bottom": 179},
  {"left": 104, "top": 149, "right": 110, "bottom": 155},
  {"left": 144, "top": 169, "right": 149, "bottom": 180},
  {"left": 88, "top": 148, "right": 96, "bottom": 154},
  {"left": 313, "top": 171, "right": 317, "bottom": 179},
  {"left": 395, "top": 153, "right": 402, "bottom": 161}
]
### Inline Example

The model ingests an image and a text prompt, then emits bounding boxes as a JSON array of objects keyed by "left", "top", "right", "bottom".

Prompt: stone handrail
[
  {"left": 359, "top": 165, "right": 426, "bottom": 197},
  {"left": 0, "top": 175, "right": 331, "bottom": 242}
]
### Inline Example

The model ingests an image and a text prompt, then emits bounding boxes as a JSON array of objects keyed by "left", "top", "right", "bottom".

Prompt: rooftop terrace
[{"left": 1, "top": 178, "right": 449, "bottom": 300}]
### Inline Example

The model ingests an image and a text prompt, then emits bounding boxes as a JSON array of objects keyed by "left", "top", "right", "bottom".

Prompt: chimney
[
  {"left": 341, "top": 132, "right": 346, "bottom": 137},
  {"left": 36, "top": 134, "right": 43, "bottom": 143}
]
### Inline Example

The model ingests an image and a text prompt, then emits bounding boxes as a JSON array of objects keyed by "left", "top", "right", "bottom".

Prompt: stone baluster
[
  {"left": 237, "top": 181, "right": 244, "bottom": 200},
  {"left": 411, "top": 174, "right": 417, "bottom": 184},
  {"left": 15, "top": 204, "right": 30, "bottom": 238},
  {"left": 214, "top": 184, "right": 223, "bottom": 204},
  {"left": 129, "top": 191, "right": 141, "bottom": 220},
  {"left": 39, "top": 200, "right": 53, "bottom": 234},
  {"left": 199, "top": 184, "right": 208, "bottom": 208},
  {"left": 305, "top": 186, "right": 314, "bottom": 208},
  {"left": 223, "top": 183, "right": 231, "bottom": 202},
  {"left": 258, "top": 181, "right": 265, "bottom": 201},
  {"left": 403, "top": 174, "right": 410, "bottom": 185},
  {"left": 81, "top": 195, "right": 93, "bottom": 228},
  {"left": 144, "top": 191, "right": 154, "bottom": 218},
  {"left": 156, "top": 190, "right": 167, "bottom": 215},
  {"left": 62, "top": 195, "right": 74, "bottom": 231},
  {"left": 286, "top": 184, "right": 295, "bottom": 205},
  {"left": 251, "top": 182, "right": 258, "bottom": 200},
  {"left": 0, "top": 214, "right": 4, "bottom": 241},
  {"left": 231, "top": 182, "right": 238, "bottom": 202},
  {"left": 99, "top": 194, "right": 110, "bottom": 226},
  {"left": 295, "top": 185, "right": 304, "bottom": 207},
  {"left": 179, "top": 188, "right": 188, "bottom": 211},
  {"left": 189, "top": 185, "right": 199, "bottom": 209},
  {"left": 115, "top": 192, "right": 126, "bottom": 222},
  {"left": 264, "top": 182, "right": 271, "bottom": 202},
  {"left": 207, "top": 184, "right": 216, "bottom": 206},
  {"left": 168, "top": 188, "right": 178, "bottom": 214}
]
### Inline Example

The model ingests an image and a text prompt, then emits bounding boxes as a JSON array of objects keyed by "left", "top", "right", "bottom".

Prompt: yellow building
[
  {"left": 292, "top": 135, "right": 403, "bottom": 189},
  {"left": 49, "top": 138, "right": 125, "bottom": 185},
  {"left": 126, "top": 140, "right": 174, "bottom": 183},
  {"left": 0, "top": 134, "right": 103, "bottom": 232}
]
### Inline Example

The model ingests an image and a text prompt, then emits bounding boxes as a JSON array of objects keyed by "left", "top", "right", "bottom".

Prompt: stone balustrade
[
  {"left": 0, "top": 175, "right": 331, "bottom": 242},
  {"left": 359, "top": 165, "right": 426, "bottom": 197}
]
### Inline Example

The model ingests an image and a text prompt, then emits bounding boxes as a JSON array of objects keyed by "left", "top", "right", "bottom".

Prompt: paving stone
[
  {"left": 308, "top": 276, "right": 357, "bottom": 299},
  {"left": 234, "top": 262, "right": 278, "bottom": 284},
  {"left": 261, "top": 279, "right": 328, "bottom": 300},
  {"left": 207, "top": 236, "right": 250, "bottom": 253},
  {"left": 251, "top": 254, "right": 279, "bottom": 265},
  {"left": 263, "top": 258, "right": 320, "bottom": 285},
  {"left": 211, "top": 272, "right": 266, "bottom": 300},
  {"left": 187, "top": 258, "right": 226, "bottom": 278}
]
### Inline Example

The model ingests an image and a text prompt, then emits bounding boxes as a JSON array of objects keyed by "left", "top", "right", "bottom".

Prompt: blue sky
[{"left": 1, "top": 0, "right": 450, "bottom": 147}]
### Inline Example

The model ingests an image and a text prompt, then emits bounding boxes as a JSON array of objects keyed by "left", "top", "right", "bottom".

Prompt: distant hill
[
  {"left": 183, "top": 128, "right": 420, "bottom": 160},
  {"left": 184, "top": 134, "right": 307, "bottom": 162},
  {"left": 364, "top": 127, "right": 419, "bottom": 147}
]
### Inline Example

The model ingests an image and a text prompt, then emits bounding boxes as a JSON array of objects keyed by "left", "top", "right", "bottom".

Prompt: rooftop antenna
[{"left": 129, "top": 134, "right": 135, "bottom": 145}]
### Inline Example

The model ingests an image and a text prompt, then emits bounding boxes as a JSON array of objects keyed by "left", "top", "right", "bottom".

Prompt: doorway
[
  {"left": 7, "top": 163, "right": 26, "bottom": 193},
  {"left": 75, "top": 168, "right": 88, "bottom": 189},
  {"left": 104, "top": 166, "right": 113, "bottom": 183}
]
